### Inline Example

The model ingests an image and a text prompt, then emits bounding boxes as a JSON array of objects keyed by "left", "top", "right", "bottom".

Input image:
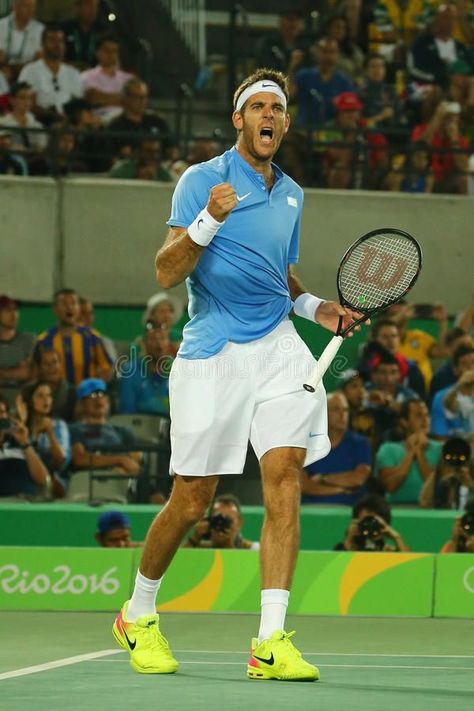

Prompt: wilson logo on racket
[{"left": 356, "top": 246, "right": 409, "bottom": 290}]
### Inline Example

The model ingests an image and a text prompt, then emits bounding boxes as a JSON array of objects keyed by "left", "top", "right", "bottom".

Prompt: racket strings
[{"left": 339, "top": 233, "right": 420, "bottom": 310}]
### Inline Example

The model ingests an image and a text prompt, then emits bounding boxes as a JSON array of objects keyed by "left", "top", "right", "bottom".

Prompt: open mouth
[{"left": 259, "top": 127, "right": 273, "bottom": 144}]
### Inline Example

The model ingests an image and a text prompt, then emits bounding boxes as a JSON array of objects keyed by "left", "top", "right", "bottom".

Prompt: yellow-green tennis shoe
[
  {"left": 112, "top": 601, "right": 178, "bottom": 674},
  {"left": 247, "top": 630, "right": 319, "bottom": 681}
]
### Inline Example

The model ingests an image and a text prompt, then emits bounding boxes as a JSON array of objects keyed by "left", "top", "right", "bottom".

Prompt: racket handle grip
[{"left": 303, "top": 335, "right": 344, "bottom": 393}]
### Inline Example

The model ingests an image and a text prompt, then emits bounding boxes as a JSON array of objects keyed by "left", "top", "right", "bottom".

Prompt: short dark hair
[
  {"left": 33, "top": 345, "right": 60, "bottom": 367},
  {"left": 399, "top": 397, "right": 422, "bottom": 421},
  {"left": 372, "top": 351, "right": 400, "bottom": 370},
  {"left": 10, "top": 82, "right": 33, "bottom": 97},
  {"left": 42, "top": 24, "right": 64, "bottom": 44},
  {"left": 53, "top": 288, "right": 77, "bottom": 303},
  {"left": 352, "top": 494, "right": 391, "bottom": 524},
  {"left": 233, "top": 68, "right": 289, "bottom": 111},
  {"left": 213, "top": 493, "right": 242, "bottom": 514},
  {"left": 96, "top": 32, "right": 120, "bottom": 51},
  {"left": 453, "top": 344, "right": 474, "bottom": 368}
]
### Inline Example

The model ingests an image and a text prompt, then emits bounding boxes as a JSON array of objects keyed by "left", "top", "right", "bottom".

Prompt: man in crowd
[
  {"left": 336, "top": 493, "right": 410, "bottom": 551},
  {"left": 61, "top": 0, "right": 106, "bottom": 69},
  {"left": 337, "top": 369, "right": 379, "bottom": 449},
  {"left": 430, "top": 327, "right": 473, "bottom": 402},
  {"left": 0, "top": 80, "right": 46, "bottom": 152},
  {"left": 0, "top": 0, "right": 44, "bottom": 79},
  {"left": 95, "top": 510, "right": 139, "bottom": 548},
  {"left": 431, "top": 344, "right": 474, "bottom": 438},
  {"left": 0, "top": 294, "right": 35, "bottom": 392},
  {"left": 366, "top": 351, "right": 419, "bottom": 437},
  {"left": 36, "top": 288, "right": 113, "bottom": 386},
  {"left": 186, "top": 494, "right": 259, "bottom": 550},
  {"left": 301, "top": 391, "right": 371, "bottom": 505}
]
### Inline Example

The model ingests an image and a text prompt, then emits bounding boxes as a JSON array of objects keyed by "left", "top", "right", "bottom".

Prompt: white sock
[
  {"left": 126, "top": 571, "right": 163, "bottom": 622},
  {"left": 257, "top": 589, "right": 290, "bottom": 643}
]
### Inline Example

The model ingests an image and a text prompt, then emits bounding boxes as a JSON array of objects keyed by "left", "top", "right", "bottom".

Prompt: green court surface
[{"left": 1, "top": 612, "right": 473, "bottom": 711}]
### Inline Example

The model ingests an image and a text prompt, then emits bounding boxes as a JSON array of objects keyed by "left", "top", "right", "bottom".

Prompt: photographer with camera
[
  {"left": 336, "top": 494, "right": 410, "bottom": 552},
  {"left": 0, "top": 392, "right": 50, "bottom": 498},
  {"left": 441, "top": 500, "right": 474, "bottom": 553},
  {"left": 185, "top": 494, "right": 259, "bottom": 550},
  {"left": 419, "top": 437, "right": 473, "bottom": 509}
]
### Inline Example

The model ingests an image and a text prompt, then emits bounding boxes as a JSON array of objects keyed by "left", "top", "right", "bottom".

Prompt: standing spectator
[
  {"left": 118, "top": 322, "right": 171, "bottom": 416},
  {"left": 70, "top": 377, "right": 141, "bottom": 476},
  {"left": 290, "top": 37, "right": 354, "bottom": 128},
  {"left": 0, "top": 294, "right": 35, "bottom": 390},
  {"left": 430, "top": 344, "right": 474, "bottom": 438},
  {"left": 408, "top": 3, "right": 472, "bottom": 90},
  {"left": 359, "top": 319, "right": 426, "bottom": 397},
  {"left": 430, "top": 327, "right": 473, "bottom": 401},
  {"left": 0, "top": 392, "right": 50, "bottom": 497},
  {"left": 35, "top": 288, "right": 113, "bottom": 385},
  {"left": 376, "top": 399, "right": 443, "bottom": 504},
  {"left": 61, "top": 0, "right": 106, "bottom": 70},
  {"left": 108, "top": 77, "right": 170, "bottom": 159},
  {"left": 0, "top": 81, "right": 46, "bottom": 152},
  {"left": 20, "top": 380, "right": 70, "bottom": 492},
  {"left": 411, "top": 100, "right": 470, "bottom": 194},
  {"left": 325, "top": 15, "right": 365, "bottom": 81},
  {"left": 0, "top": 0, "right": 44, "bottom": 79},
  {"left": 358, "top": 53, "right": 401, "bottom": 128},
  {"left": 254, "top": 8, "right": 306, "bottom": 74},
  {"left": 301, "top": 392, "right": 372, "bottom": 505},
  {"left": 33, "top": 346, "right": 76, "bottom": 421},
  {"left": 18, "top": 25, "right": 83, "bottom": 125},
  {"left": 385, "top": 300, "right": 449, "bottom": 388},
  {"left": 80, "top": 32, "right": 133, "bottom": 124}
]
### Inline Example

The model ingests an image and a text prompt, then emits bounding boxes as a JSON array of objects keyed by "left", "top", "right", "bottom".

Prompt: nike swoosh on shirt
[{"left": 236, "top": 192, "right": 251, "bottom": 202}]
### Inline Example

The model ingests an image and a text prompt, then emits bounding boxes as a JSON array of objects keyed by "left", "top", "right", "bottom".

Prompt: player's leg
[{"left": 113, "top": 474, "right": 218, "bottom": 674}]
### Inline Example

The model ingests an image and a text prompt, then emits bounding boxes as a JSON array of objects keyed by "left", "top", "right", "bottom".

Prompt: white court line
[
  {"left": 173, "top": 650, "right": 474, "bottom": 659},
  {"left": 93, "top": 660, "right": 474, "bottom": 671},
  {"left": 0, "top": 649, "right": 122, "bottom": 681}
]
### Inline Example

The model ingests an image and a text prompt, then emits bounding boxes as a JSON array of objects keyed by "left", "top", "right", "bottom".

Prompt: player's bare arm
[{"left": 156, "top": 182, "right": 237, "bottom": 288}]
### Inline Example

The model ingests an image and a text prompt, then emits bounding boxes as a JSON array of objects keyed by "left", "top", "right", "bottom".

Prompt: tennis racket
[{"left": 303, "top": 227, "right": 423, "bottom": 393}]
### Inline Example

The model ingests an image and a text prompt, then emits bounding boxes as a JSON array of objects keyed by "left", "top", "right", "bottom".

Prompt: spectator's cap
[
  {"left": 442, "top": 437, "right": 471, "bottom": 465},
  {"left": 0, "top": 294, "right": 19, "bottom": 310},
  {"left": 338, "top": 368, "right": 362, "bottom": 386},
  {"left": 97, "top": 511, "right": 130, "bottom": 535},
  {"left": 448, "top": 60, "right": 472, "bottom": 76},
  {"left": 142, "top": 292, "right": 183, "bottom": 326},
  {"left": 333, "top": 92, "right": 362, "bottom": 112},
  {"left": 77, "top": 378, "right": 107, "bottom": 399}
]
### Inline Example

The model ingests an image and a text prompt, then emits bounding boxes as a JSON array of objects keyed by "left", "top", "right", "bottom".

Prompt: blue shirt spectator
[{"left": 430, "top": 345, "right": 474, "bottom": 437}]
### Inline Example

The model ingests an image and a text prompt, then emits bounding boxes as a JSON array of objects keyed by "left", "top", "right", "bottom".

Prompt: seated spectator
[
  {"left": 81, "top": 32, "right": 133, "bottom": 124},
  {"left": 33, "top": 346, "right": 76, "bottom": 421},
  {"left": 420, "top": 436, "right": 473, "bottom": 508},
  {"left": 321, "top": 91, "right": 388, "bottom": 189},
  {"left": 61, "top": 0, "right": 106, "bottom": 70},
  {"left": 29, "top": 123, "right": 88, "bottom": 176},
  {"left": 95, "top": 510, "right": 140, "bottom": 548},
  {"left": 325, "top": 15, "right": 365, "bottom": 81},
  {"left": 397, "top": 141, "right": 435, "bottom": 193},
  {"left": 70, "top": 377, "right": 141, "bottom": 476},
  {"left": 0, "top": 0, "right": 44, "bottom": 80},
  {"left": 384, "top": 300, "right": 449, "bottom": 388},
  {"left": 440, "top": 499, "right": 474, "bottom": 552},
  {"left": 35, "top": 288, "right": 113, "bottom": 385},
  {"left": 365, "top": 351, "right": 420, "bottom": 436},
  {"left": 408, "top": 3, "right": 472, "bottom": 90},
  {"left": 186, "top": 493, "right": 259, "bottom": 550},
  {"left": 430, "top": 327, "right": 473, "bottom": 402},
  {"left": 376, "top": 399, "right": 443, "bottom": 504},
  {"left": 0, "top": 391, "right": 50, "bottom": 497},
  {"left": 254, "top": 8, "right": 306, "bottom": 75},
  {"left": 20, "top": 380, "right": 70, "bottom": 494},
  {"left": 0, "top": 81, "right": 46, "bottom": 153},
  {"left": 78, "top": 296, "right": 116, "bottom": 362},
  {"left": 108, "top": 77, "right": 170, "bottom": 160},
  {"left": 109, "top": 137, "right": 172, "bottom": 182},
  {"left": 411, "top": 99, "right": 470, "bottom": 194},
  {"left": 301, "top": 392, "right": 371, "bottom": 505},
  {"left": 431, "top": 344, "right": 474, "bottom": 438},
  {"left": 0, "top": 294, "right": 35, "bottom": 390},
  {"left": 118, "top": 321, "right": 171, "bottom": 416},
  {"left": 290, "top": 37, "right": 354, "bottom": 128},
  {"left": 139, "top": 292, "right": 183, "bottom": 355},
  {"left": 335, "top": 493, "right": 410, "bottom": 551},
  {"left": 358, "top": 53, "right": 400, "bottom": 129},
  {"left": 337, "top": 369, "right": 380, "bottom": 449},
  {"left": 359, "top": 319, "right": 426, "bottom": 397},
  {"left": 0, "top": 127, "right": 28, "bottom": 173},
  {"left": 18, "top": 25, "right": 83, "bottom": 126},
  {"left": 63, "top": 96, "right": 108, "bottom": 172}
]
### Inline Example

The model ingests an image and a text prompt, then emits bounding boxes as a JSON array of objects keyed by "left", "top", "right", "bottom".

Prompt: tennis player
[{"left": 113, "top": 68, "right": 361, "bottom": 681}]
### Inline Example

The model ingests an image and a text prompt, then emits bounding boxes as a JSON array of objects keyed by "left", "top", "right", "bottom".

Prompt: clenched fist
[{"left": 207, "top": 182, "right": 238, "bottom": 222}]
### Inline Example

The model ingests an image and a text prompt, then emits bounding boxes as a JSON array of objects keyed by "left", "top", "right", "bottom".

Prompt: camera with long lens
[
  {"left": 442, "top": 437, "right": 471, "bottom": 475},
  {"left": 355, "top": 515, "right": 385, "bottom": 551},
  {"left": 208, "top": 513, "right": 232, "bottom": 533},
  {"left": 457, "top": 512, "right": 474, "bottom": 552}
]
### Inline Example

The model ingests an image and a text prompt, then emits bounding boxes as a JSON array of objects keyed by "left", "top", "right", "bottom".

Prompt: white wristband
[
  {"left": 187, "top": 208, "right": 224, "bottom": 247},
  {"left": 293, "top": 293, "right": 325, "bottom": 322}
]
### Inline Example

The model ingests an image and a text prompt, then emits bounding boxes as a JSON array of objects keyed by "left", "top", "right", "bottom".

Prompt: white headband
[{"left": 234, "top": 80, "right": 287, "bottom": 113}]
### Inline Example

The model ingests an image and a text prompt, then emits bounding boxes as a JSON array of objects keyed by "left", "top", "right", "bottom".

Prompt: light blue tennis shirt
[{"left": 167, "top": 146, "right": 304, "bottom": 359}]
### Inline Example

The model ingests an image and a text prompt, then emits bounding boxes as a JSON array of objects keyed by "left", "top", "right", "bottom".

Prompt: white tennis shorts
[{"left": 169, "top": 319, "right": 330, "bottom": 476}]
